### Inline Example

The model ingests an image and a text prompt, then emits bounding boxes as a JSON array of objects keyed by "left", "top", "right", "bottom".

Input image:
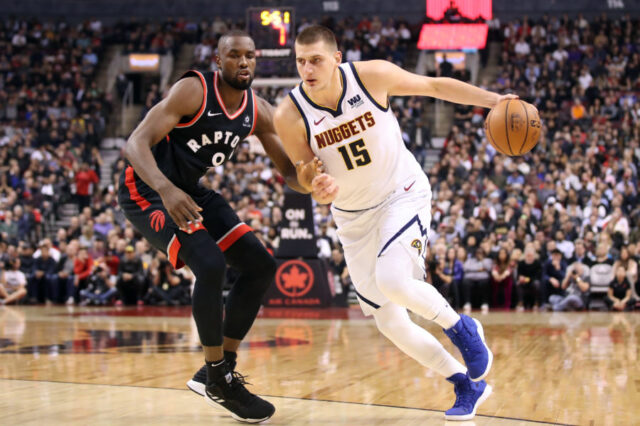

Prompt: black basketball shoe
[
  {"left": 187, "top": 351, "right": 237, "bottom": 396},
  {"left": 204, "top": 360, "right": 275, "bottom": 423}
]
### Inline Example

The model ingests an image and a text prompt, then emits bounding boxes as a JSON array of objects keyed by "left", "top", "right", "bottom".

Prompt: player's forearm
[
  {"left": 124, "top": 140, "right": 176, "bottom": 196},
  {"left": 285, "top": 175, "right": 310, "bottom": 194},
  {"left": 295, "top": 163, "right": 315, "bottom": 193},
  {"left": 429, "top": 78, "right": 501, "bottom": 109},
  {"left": 273, "top": 159, "right": 310, "bottom": 193}
]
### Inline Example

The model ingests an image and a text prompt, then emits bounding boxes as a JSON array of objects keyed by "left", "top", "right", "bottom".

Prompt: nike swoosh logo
[
  {"left": 314, "top": 117, "right": 326, "bottom": 125},
  {"left": 208, "top": 111, "right": 222, "bottom": 117},
  {"left": 404, "top": 181, "right": 416, "bottom": 191}
]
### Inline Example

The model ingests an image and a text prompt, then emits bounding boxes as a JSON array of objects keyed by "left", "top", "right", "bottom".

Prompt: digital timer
[{"left": 246, "top": 7, "right": 295, "bottom": 57}]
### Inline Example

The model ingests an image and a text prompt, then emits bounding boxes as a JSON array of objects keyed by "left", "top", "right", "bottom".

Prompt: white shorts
[{"left": 331, "top": 178, "right": 432, "bottom": 315}]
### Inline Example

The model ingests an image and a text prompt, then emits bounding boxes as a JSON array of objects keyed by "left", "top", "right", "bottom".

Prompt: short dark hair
[
  {"left": 218, "top": 29, "right": 252, "bottom": 50},
  {"left": 296, "top": 25, "right": 338, "bottom": 51}
]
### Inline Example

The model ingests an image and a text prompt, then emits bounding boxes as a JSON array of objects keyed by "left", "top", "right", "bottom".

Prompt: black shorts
[{"left": 117, "top": 166, "right": 251, "bottom": 269}]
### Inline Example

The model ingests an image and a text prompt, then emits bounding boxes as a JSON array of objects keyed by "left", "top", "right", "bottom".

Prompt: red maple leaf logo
[
  {"left": 275, "top": 260, "right": 314, "bottom": 298},
  {"left": 282, "top": 266, "right": 308, "bottom": 292}
]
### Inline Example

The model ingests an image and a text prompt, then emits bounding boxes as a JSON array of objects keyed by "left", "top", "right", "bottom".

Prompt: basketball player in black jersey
[{"left": 118, "top": 30, "right": 311, "bottom": 423}]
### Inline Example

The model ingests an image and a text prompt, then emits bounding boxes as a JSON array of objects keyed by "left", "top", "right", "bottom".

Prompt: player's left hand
[
  {"left": 494, "top": 93, "right": 519, "bottom": 107},
  {"left": 311, "top": 173, "right": 338, "bottom": 205}
]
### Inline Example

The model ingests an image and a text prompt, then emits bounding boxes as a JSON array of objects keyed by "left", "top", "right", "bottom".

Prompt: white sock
[{"left": 374, "top": 302, "right": 466, "bottom": 378}]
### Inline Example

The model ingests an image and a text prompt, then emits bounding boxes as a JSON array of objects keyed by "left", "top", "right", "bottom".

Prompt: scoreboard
[{"left": 246, "top": 7, "right": 295, "bottom": 58}]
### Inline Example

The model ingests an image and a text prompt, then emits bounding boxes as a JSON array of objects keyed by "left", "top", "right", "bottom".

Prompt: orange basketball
[{"left": 485, "top": 99, "right": 541, "bottom": 156}]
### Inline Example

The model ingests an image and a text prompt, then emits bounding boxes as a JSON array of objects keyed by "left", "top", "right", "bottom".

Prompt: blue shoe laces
[{"left": 453, "top": 382, "right": 475, "bottom": 410}]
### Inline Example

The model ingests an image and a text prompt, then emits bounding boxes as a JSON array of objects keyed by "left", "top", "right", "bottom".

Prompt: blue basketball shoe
[
  {"left": 445, "top": 372, "right": 492, "bottom": 421},
  {"left": 444, "top": 314, "right": 493, "bottom": 381}
]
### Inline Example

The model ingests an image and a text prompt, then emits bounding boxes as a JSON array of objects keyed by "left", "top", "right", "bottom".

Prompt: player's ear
[
  {"left": 334, "top": 50, "right": 342, "bottom": 65},
  {"left": 215, "top": 54, "right": 221, "bottom": 68}
]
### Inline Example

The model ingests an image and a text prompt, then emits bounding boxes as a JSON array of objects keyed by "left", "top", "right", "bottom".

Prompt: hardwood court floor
[{"left": 0, "top": 306, "right": 638, "bottom": 425}]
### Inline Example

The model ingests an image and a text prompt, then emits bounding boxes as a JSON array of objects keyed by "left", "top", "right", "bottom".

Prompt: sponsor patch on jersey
[
  {"left": 243, "top": 115, "right": 251, "bottom": 128},
  {"left": 347, "top": 94, "right": 364, "bottom": 108},
  {"left": 411, "top": 239, "right": 423, "bottom": 256}
]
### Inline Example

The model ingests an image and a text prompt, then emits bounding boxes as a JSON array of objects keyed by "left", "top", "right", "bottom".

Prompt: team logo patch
[
  {"left": 243, "top": 115, "right": 251, "bottom": 128},
  {"left": 275, "top": 260, "right": 315, "bottom": 298},
  {"left": 149, "top": 210, "right": 166, "bottom": 232},
  {"left": 347, "top": 94, "right": 363, "bottom": 108},
  {"left": 411, "top": 239, "right": 423, "bottom": 256},
  {"left": 510, "top": 113, "right": 524, "bottom": 132}
]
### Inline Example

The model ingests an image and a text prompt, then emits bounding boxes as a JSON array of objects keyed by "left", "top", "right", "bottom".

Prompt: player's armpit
[
  {"left": 273, "top": 97, "right": 316, "bottom": 192},
  {"left": 253, "top": 97, "right": 308, "bottom": 193}
]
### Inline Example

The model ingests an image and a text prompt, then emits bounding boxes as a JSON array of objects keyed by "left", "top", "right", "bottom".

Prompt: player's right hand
[
  {"left": 311, "top": 173, "right": 339, "bottom": 205},
  {"left": 295, "top": 157, "right": 325, "bottom": 192},
  {"left": 159, "top": 186, "right": 203, "bottom": 230}
]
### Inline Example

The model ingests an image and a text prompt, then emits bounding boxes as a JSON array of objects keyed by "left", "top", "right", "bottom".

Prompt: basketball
[{"left": 485, "top": 99, "right": 541, "bottom": 156}]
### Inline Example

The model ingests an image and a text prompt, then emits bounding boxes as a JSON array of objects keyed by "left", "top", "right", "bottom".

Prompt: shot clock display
[{"left": 246, "top": 7, "right": 295, "bottom": 58}]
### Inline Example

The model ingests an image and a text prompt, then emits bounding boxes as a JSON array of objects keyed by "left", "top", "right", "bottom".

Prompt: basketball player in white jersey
[{"left": 274, "top": 26, "right": 517, "bottom": 421}]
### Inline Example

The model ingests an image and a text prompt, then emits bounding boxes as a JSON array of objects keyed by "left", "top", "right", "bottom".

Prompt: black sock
[
  {"left": 224, "top": 350, "right": 238, "bottom": 370},
  {"left": 205, "top": 358, "right": 226, "bottom": 385}
]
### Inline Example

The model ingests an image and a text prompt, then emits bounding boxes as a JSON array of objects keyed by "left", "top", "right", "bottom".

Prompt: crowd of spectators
[
  {"left": 428, "top": 12, "right": 640, "bottom": 312},
  {"left": 1, "top": 14, "right": 640, "bottom": 313}
]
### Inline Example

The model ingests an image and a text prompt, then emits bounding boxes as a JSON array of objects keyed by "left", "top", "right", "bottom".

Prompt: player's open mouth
[
  {"left": 238, "top": 71, "right": 251, "bottom": 80},
  {"left": 306, "top": 79, "right": 316, "bottom": 85}
]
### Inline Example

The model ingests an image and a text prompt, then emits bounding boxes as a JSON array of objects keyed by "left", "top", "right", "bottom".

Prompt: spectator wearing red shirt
[
  {"left": 75, "top": 162, "right": 99, "bottom": 210},
  {"left": 71, "top": 246, "right": 94, "bottom": 305}
]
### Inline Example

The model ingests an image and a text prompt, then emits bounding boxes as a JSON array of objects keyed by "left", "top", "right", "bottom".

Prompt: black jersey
[{"left": 150, "top": 70, "right": 257, "bottom": 195}]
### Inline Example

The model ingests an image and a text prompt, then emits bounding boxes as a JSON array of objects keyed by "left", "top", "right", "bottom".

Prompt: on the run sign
[{"left": 276, "top": 187, "right": 318, "bottom": 258}]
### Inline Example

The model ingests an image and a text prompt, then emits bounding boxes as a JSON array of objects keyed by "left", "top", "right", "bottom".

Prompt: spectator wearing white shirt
[
  {"left": 604, "top": 207, "right": 630, "bottom": 241},
  {"left": 552, "top": 45, "right": 568, "bottom": 63},
  {"left": 194, "top": 39, "right": 213, "bottom": 64},
  {"left": 380, "top": 19, "right": 397, "bottom": 39},
  {"left": 555, "top": 230, "right": 575, "bottom": 261},
  {"left": 366, "top": 31, "right": 381, "bottom": 48},
  {"left": 345, "top": 42, "right": 362, "bottom": 62},
  {"left": 0, "top": 259, "right": 27, "bottom": 305},
  {"left": 11, "top": 30, "right": 26, "bottom": 47},
  {"left": 89, "top": 19, "right": 102, "bottom": 32},
  {"left": 578, "top": 68, "right": 593, "bottom": 90},
  {"left": 397, "top": 23, "right": 411, "bottom": 42},
  {"left": 514, "top": 37, "right": 530, "bottom": 56},
  {"left": 33, "top": 239, "right": 61, "bottom": 263}
]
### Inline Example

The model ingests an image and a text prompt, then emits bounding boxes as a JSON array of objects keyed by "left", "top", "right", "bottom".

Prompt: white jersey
[{"left": 289, "top": 62, "right": 428, "bottom": 211}]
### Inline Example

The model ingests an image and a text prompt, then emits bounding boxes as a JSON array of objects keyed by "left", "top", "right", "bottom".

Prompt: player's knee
[
  {"left": 183, "top": 241, "right": 226, "bottom": 284},
  {"left": 232, "top": 236, "right": 277, "bottom": 291},
  {"left": 196, "top": 256, "right": 226, "bottom": 283},
  {"left": 247, "top": 250, "right": 277, "bottom": 294},
  {"left": 374, "top": 314, "right": 399, "bottom": 337},
  {"left": 261, "top": 255, "right": 277, "bottom": 287},
  {"left": 254, "top": 250, "right": 277, "bottom": 279},
  {"left": 373, "top": 303, "right": 409, "bottom": 337},
  {"left": 375, "top": 261, "right": 406, "bottom": 301}
]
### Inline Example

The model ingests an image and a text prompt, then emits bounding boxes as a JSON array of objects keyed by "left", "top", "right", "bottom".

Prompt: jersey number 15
[{"left": 337, "top": 139, "right": 372, "bottom": 170}]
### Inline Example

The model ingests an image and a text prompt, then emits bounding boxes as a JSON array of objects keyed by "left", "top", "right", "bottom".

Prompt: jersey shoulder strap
[
  {"left": 344, "top": 62, "right": 389, "bottom": 112},
  {"left": 174, "top": 69, "right": 210, "bottom": 128}
]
